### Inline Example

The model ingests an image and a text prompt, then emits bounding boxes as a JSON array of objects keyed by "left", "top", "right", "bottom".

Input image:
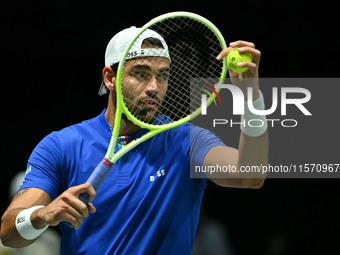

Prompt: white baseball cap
[{"left": 98, "top": 26, "right": 171, "bottom": 96}]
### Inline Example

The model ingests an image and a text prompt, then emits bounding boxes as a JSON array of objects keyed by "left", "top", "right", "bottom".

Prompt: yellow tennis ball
[{"left": 227, "top": 47, "right": 253, "bottom": 73}]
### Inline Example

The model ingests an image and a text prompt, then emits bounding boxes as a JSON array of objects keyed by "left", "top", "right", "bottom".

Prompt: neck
[{"left": 105, "top": 92, "right": 141, "bottom": 136}]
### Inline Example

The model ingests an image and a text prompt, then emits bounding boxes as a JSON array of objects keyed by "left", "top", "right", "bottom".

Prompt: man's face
[{"left": 121, "top": 56, "right": 170, "bottom": 123}]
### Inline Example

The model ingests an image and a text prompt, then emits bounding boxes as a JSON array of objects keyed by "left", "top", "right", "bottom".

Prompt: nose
[{"left": 146, "top": 76, "right": 159, "bottom": 93}]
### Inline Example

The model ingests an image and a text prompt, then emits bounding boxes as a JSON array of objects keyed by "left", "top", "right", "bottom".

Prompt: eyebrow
[
  {"left": 130, "top": 64, "right": 151, "bottom": 71},
  {"left": 129, "top": 64, "right": 170, "bottom": 73}
]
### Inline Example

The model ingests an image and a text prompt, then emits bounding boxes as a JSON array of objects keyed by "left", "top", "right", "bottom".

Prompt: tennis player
[{"left": 1, "top": 27, "right": 268, "bottom": 254}]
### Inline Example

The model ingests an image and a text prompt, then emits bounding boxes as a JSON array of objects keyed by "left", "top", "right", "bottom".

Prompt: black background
[{"left": 1, "top": 0, "right": 339, "bottom": 254}]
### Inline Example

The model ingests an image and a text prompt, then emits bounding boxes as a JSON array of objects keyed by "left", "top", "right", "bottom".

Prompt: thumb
[{"left": 87, "top": 202, "right": 96, "bottom": 213}]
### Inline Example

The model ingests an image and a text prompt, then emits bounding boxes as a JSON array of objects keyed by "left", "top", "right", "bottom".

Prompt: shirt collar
[{"left": 97, "top": 108, "right": 149, "bottom": 142}]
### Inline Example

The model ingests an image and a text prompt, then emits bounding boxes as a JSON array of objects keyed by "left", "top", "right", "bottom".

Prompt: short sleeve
[
  {"left": 20, "top": 133, "right": 62, "bottom": 200},
  {"left": 190, "top": 125, "right": 226, "bottom": 172}
]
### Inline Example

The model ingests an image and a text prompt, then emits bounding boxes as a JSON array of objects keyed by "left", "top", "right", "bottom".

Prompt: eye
[
  {"left": 157, "top": 72, "right": 170, "bottom": 82},
  {"left": 133, "top": 71, "right": 146, "bottom": 79},
  {"left": 132, "top": 71, "right": 152, "bottom": 81}
]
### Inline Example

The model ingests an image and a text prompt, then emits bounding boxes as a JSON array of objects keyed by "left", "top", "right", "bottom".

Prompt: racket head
[{"left": 115, "top": 12, "right": 227, "bottom": 130}]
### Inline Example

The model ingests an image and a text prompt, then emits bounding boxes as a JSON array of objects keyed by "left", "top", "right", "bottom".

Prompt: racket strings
[
  {"left": 162, "top": 18, "right": 222, "bottom": 116},
  {"left": 161, "top": 17, "right": 222, "bottom": 114},
  {"left": 121, "top": 16, "right": 224, "bottom": 125}
]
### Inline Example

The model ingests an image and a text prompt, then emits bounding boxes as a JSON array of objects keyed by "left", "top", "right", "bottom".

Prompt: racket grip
[
  {"left": 79, "top": 192, "right": 90, "bottom": 204},
  {"left": 63, "top": 159, "right": 113, "bottom": 229},
  {"left": 86, "top": 158, "right": 113, "bottom": 191},
  {"left": 64, "top": 221, "right": 74, "bottom": 229},
  {"left": 78, "top": 159, "right": 113, "bottom": 205}
]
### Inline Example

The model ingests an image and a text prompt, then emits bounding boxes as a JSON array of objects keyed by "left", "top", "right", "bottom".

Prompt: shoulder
[
  {"left": 170, "top": 122, "right": 224, "bottom": 144},
  {"left": 34, "top": 112, "right": 103, "bottom": 156},
  {"left": 190, "top": 124, "right": 225, "bottom": 144},
  {"left": 189, "top": 123, "right": 226, "bottom": 168},
  {"left": 160, "top": 121, "right": 225, "bottom": 146},
  {"left": 48, "top": 112, "right": 103, "bottom": 142}
]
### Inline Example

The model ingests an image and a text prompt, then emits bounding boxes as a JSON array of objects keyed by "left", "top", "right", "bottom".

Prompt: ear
[{"left": 103, "top": 66, "right": 116, "bottom": 92}]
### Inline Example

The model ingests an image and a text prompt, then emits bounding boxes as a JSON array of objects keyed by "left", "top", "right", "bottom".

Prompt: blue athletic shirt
[{"left": 20, "top": 109, "right": 225, "bottom": 255}]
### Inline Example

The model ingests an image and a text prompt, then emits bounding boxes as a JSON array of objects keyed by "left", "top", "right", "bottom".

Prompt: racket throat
[{"left": 102, "top": 158, "right": 114, "bottom": 167}]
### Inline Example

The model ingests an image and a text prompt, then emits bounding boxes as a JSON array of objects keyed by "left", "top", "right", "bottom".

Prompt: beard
[{"left": 122, "top": 89, "right": 163, "bottom": 124}]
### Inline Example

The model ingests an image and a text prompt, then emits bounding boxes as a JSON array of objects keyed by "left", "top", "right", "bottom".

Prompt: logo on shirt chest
[{"left": 149, "top": 169, "right": 166, "bottom": 182}]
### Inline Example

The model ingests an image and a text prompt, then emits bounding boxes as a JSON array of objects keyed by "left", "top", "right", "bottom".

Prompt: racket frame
[{"left": 107, "top": 11, "right": 227, "bottom": 163}]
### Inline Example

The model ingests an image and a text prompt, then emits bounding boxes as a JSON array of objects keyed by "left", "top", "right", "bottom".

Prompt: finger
[
  {"left": 67, "top": 195, "right": 90, "bottom": 218},
  {"left": 60, "top": 189, "right": 90, "bottom": 218},
  {"left": 84, "top": 184, "right": 96, "bottom": 202},
  {"left": 216, "top": 47, "right": 232, "bottom": 60},
  {"left": 229, "top": 40, "right": 255, "bottom": 48},
  {"left": 237, "top": 61, "right": 257, "bottom": 70},
  {"left": 71, "top": 183, "right": 94, "bottom": 196},
  {"left": 238, "top": 47, "right": 261, "bottom": 64},
  {"left": 87, "top": 202, "right": 96, "bottom": 213},
  {"left": 216, "top": 43, "right": 259, "bottom": 61},
  {"left": 49, "top": 203, "right": 83, "bottom": 229},
  {"left": 72, "top": 183, "right": 97, "bottom": 202},
  {"left": 60, "top": 209, "right": 82, "bottom": 229}
]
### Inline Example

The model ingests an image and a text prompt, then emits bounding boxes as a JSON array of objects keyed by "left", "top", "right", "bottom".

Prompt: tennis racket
[{"left": 77, "top": 11, "right": 227, "bottom": 217}]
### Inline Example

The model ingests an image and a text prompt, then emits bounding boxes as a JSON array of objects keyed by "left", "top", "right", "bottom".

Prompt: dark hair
[
  {"left": 141, "top": 37, "right": 164, "bottom": 48},
  {"left": 110, "top": 62, "right": 119, "bottom": 75}
]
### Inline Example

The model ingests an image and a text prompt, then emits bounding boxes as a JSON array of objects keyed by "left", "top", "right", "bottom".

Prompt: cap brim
[{"left": 98, "top": 81, "right": 108, "bottom": 96}]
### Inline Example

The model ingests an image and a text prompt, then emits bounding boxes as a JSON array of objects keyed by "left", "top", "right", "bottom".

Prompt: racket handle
[
  {"left": 79, "top": 192, "right": 90, "bottom": 204},
  {"left": 63, "top": 159, "right": 113, "bottom": 229},
  {"left": 64, "top": 221, "right": 74, "bottom": 229},
  {"left": 86, "top": 158, "right": 113, "bottom": 190},
  {"left": 78, "top": 159, "right": 113, "bottom": 205}
]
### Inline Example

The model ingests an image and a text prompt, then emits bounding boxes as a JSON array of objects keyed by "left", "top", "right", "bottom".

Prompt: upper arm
[
  {"left": 203, "top": 145, "right": 245, "bottom": 188},
  {"left": 203, "top": 145, "right": 265, "bottom": 189},
  {"left": 190, "top": 125, "right": 226, "bottom": 169},
  {"left": 21, "top": 133, "right": 64, "bottom": 200},
  {"left": 203, "top": 145, "right": 239, "bottom": 167},
  {"left": 190, "top": 125, "right": 263, "bottom": 189}
]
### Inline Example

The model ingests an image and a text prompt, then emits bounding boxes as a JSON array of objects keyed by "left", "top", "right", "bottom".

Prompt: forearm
[
  {"left": 204, "top": 133, "right": 268, "bottom": 188},
  {"left": 205, "top": 40, "right": 269, "bottom": 188},
  {"left": 1, "top": 188, "right": 51, "bottom": 248},
  {"left": 1, "top": 208, "right": 36, "bottom": 248},
  {"left": 1, "top": 183, "right": 97, "bottom": 248},
  {"left": 237, "top": 130, "right": 268, "bottom": 187}
]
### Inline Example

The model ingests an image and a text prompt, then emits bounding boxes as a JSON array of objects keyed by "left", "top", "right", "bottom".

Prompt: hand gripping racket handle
[
  {"left": 64, "top": 158, "right": 113, "bottom": 229},
  {"left": 80, "top": 158, "right": 113, "bottom": 203}
]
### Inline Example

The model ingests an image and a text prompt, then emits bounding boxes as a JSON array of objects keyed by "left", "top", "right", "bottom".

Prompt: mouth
[
  {"left": 131, "top": 96, "right": 163, "bottom": 119},
  {"left": 137, "top": 97, "right": 162, "bottom": 109},
  {"left": 141, "top": 99, "right": 159, "bottom": 109}
]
